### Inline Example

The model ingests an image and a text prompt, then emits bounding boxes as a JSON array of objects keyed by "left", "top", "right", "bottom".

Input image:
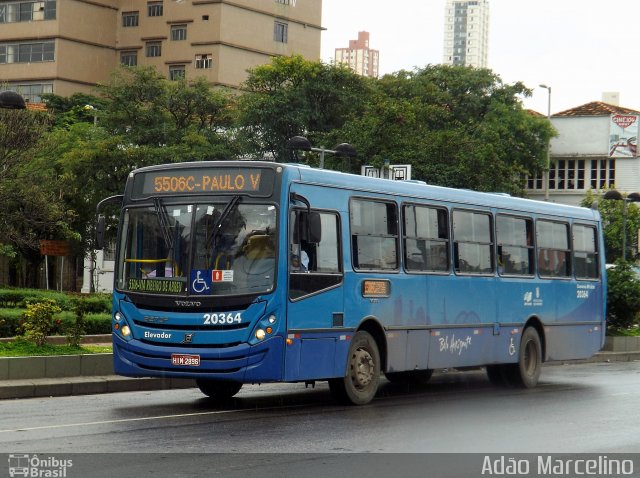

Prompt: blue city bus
[{"left": 96, "top": 161, "right": 606, "bottom": 405}]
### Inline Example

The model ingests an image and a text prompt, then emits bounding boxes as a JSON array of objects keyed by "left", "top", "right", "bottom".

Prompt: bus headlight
[
  {"left": 268, "top": 315, "right": 276, "bottom": 324},
  {"left": 121, "top": 325, "right": 131, "bottom": 338},
  {"left": 255, "top": 329, "right": 266, "bottom": 341},
  {"left": 114, "top": 312, "right": 123, "bottom": 322}
]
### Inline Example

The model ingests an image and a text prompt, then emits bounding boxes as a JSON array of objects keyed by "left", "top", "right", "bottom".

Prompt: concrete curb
[{"left": 0, "top": 376, "right": 195, "bottom": 400}]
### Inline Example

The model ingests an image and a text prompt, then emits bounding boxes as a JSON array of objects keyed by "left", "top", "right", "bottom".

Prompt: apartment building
[
  {"left": 334, "top": 31, "right": 379, "bottom": 78},
  {"left": 0, "top": 0, "right": 322, "bottom": 102},
  {"left": 443, "top": 0, "right": 489, "bottom": 68}
]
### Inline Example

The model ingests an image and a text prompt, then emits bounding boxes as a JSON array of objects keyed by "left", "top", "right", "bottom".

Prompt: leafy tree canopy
[
  {"left": 237, "top": 55, "right": 371, "bottom": 161},
  {"left": 325, "top": 65, "right": 554, "bottom": 195}
]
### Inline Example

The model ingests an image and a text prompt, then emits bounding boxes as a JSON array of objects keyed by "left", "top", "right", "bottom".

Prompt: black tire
[
  {"left": 196, "top": 379, "right": 242, "bottom": 400},
  {"left": 385, "top": 369, "right": 433, "bottom": 385},
  {"left": 506, "top": 327, "right": 542, "bottom": 388},
  {"left": 329, "top": 330, "right": 381, "bottom": 405}
]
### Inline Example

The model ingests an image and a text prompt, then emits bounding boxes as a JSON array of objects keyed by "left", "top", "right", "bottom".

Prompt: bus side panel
[
  {"left": 385, "top": 329, "right": 430, "bottom": 373},
  {"left": 544, "top": 324, "right": 604, "bottom": 361}
]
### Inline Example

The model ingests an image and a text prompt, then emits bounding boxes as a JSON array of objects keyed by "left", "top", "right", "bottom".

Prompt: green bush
[
  {"left": 0, "top": 308, "right": 111, "bottom": 338},
  {"left": 21, "top": 299, "right": 63, "bottom": 346},
  {"left": 607, "top": 262, "right": 640, "bottom": 330},
  {"left": 0, "top": 288, "right": 111, "bottom": 313}
]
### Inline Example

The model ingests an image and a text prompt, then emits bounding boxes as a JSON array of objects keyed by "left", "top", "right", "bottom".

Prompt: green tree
[
  {"left": 581, "top": 190, "right": 640, "bottom": 263},
  {"left": 327, "top": 65, "right": 554, "bottom": 194},
  {"left": 38, "top": 66, "right": 238, "bottom": 255},
  {"left": 606, "top": 261, "right": 640, "bottom": 330},
  {"left": 237, "top": 55, "right": 371, "bottom": 161},
  {"left": 0, "top": 107, "right": 75, "bottom": 287}
]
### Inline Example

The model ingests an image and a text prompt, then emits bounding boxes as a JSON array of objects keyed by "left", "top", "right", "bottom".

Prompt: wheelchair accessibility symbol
[{"left": 190, "top": 270, "right": 212, "bottom": 295}]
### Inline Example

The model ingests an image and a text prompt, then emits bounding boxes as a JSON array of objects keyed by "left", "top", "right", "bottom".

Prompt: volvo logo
[{"left": 182, "top": 333, "right": 194, "bottom": 344}]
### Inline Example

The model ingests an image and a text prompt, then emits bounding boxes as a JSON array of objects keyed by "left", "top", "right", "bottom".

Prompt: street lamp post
[
  {"left": 539, "top": 84, "right": 552, "bottom": 201},
  {"left": 603, "top": 190, "right": 640, "bottom": 261},
  {"left": 288, "top": 136, "right": 356, "bottom": 169}
]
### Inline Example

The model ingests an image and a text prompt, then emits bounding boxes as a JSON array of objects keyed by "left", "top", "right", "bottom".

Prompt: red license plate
[{"left": 171, "top": 354, "right": 201, "bottom": 366}]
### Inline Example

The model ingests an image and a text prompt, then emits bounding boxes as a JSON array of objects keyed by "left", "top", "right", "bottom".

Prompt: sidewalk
[
  {"left": 0, "top": 335, "right": 195, "bottom": 399},
  {"left": 1, "top": 344, "right": 638, "bottom": 401}
]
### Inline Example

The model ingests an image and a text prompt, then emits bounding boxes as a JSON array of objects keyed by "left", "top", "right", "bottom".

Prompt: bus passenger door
[{"left": 284, "top": 208, "right": 345, "bottom": 381}]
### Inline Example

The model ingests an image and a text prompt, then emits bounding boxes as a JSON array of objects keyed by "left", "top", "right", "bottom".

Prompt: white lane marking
[{"left": 0, "top": 404, "right": 306, "bottom": 434}]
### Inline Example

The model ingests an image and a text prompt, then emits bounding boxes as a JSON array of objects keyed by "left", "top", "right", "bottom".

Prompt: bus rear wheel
[
  {"left": 196, "top": 379, "right": 242, "bottom": 400},
  {"left": 506, "top": 327, "right": 542, "bottom": 388},
  {"left": 329, "top": 330, "right": 380, "bottom": 405}
]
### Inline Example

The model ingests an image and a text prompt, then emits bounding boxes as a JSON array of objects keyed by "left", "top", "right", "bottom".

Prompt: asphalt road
[{"left": 1, "top": 362, "right": 639, "bottom": 477}]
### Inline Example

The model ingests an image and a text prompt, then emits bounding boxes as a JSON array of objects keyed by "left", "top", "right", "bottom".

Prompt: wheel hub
[{"left": 351, "top": 348, "right": 374, "bottom": 388}]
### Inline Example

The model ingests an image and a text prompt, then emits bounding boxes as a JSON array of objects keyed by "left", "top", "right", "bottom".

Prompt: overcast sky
[{"left": 320, "top": 0, "right": 640, "bottom": 115}]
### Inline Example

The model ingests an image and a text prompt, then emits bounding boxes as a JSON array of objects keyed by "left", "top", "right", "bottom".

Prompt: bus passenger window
[
  {"left": 350, "top": 199, "right": 399, "bottom": 271},
  {"left": 452, "top": 210, "right": 493, "bottom": 274},
  {"left": 573, "top": 224, "right": 598, "bottom": 279},
  {"left": 536, "top": 220, "right": 571, "bottom": 278},
  {"left": 403, "top": 204, "right": 449, "bottom": 272},
  {"left": 496, "top": 215, "right": 534, "bottom": 276}
]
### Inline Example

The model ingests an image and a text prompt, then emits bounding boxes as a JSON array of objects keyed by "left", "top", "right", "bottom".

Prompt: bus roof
[{"left": 128, "top": 160, "right": 599, "bottom": 222}]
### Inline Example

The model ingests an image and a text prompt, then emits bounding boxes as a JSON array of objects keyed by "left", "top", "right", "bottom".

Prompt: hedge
[
  {"left": 0, "top": 309, "right": 112, "bottom": 338},
  {"left": 0, "top": 288, "right": 111, "bottom": 313}
]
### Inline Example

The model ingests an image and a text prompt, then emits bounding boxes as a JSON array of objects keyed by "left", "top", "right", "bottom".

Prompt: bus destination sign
[{"left": 131, "top": 167, "right": 275, "bottom": 198}]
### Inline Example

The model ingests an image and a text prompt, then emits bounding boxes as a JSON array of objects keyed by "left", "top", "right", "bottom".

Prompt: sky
[{"left": 320, "top": 0, "right": 640, "bottom": 115}]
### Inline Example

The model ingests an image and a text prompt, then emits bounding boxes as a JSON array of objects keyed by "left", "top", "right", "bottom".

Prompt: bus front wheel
[
  {"left": 329, "top": 330, "right": 381, "bottom": 405},
  {"left": 196, "top": 379, "right": 242, "bottom": 400},
  {"left": 507, "top": 327, "right": 542, "bottom": 388}
]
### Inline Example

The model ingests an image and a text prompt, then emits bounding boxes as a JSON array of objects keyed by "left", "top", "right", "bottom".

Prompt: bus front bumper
[{"left": 113, "top": 335, "right": 284, "bottom": 383}]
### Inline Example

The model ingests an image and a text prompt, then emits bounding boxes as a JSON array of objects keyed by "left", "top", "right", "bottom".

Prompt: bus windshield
[{"left": 116, "top": 199, "right": 277, "bottom": 296}]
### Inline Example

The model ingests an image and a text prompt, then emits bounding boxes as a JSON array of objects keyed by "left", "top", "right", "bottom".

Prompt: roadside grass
[
  {"left": 0, "top": 339, "right": 112, "bottom": 357},
  {"left": 608, "top": 327, "right": 640, "bottom": 337}
]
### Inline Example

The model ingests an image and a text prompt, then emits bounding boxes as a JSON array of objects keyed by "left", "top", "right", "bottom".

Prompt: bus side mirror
[
  {"left": 96, "top": 214, "right": 106, "bottom": 250},
  {"left": 306, "top": 212, "right": 322, "bottom": 243},
  {"left": 293, "top": 211, "right": 322, "bottom": 244}
]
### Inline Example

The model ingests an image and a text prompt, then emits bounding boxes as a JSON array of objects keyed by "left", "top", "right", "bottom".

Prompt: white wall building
[
  {"left": 443, "top": 0, "right": 490, "bottom": 68},
  {"left": 527, "top": 101, "right": 640, "bottom": 206}
]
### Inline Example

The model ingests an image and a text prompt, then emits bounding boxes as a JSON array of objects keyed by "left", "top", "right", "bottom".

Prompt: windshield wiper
[
  {"left": 153, "top": 197, "right": 174, "bottom": 251},
  {"left": 207, "top": 195, "right": 242, "bottom": 250}
]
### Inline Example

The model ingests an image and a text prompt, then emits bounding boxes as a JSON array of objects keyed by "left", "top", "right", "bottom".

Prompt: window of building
[
  {"left": 527, "top": 158, "right": 615, "bottom": 192},
  {"left": 145, "top": 41, "right": 161, "bottom": 57},
  {"left": 403, "top": 204, "right": 449, "bottom": 272},
  {"left": 0, "top": 40, "right": 54, "bottom": 63},
  {"left": 195, "top": 53, "right": 212, "bottom": 69},
  {"left": 0, "top": 0, "right": 56, "bottom": 23},
  {"left": 147, "top": 1, "right": 162, "bottom": 17},
  {"left": 170, "top": 24, "right": 187, "bottom": 41},
  {"left": 169, "top": 65, "right": 185, "bottom": 81},
  {"left": 274, "top": 21, "right": 288, "bottom": 43},
  {"left": 590, "top": 159, "right": 615, "bottom": 189},
  {"left": 536, "top": 220, "right": 570, "bottom": 278},
  {"left": 350, "top": 199, "right": 398, "bottom": 271},
  {"left": 120, "top": 51, "right": 137, "bottom": 66},
  {"left": 289, "top": 210, "right": 342, "bottom": 300},
  {"left": 0, "top": 82, "right": 52, "bottom": 103},
  {"left": 122, "top": 11, "right": 139, "bottom": 27},
  {"left": 452, "top": 210, "right": 493, "bottom": 274},
  {"left": 496, "top": 215, "right": 534, "bottom": 276},
  {"left": 573, "top": 224, "right": 598, "bottom": 279}
]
